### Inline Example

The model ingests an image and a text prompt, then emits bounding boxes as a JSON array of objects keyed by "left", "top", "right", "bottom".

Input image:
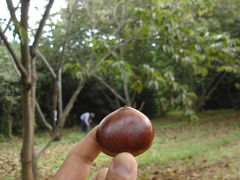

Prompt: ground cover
[{"left": 0, "top": 110, "right": 240, "bottom": 180}]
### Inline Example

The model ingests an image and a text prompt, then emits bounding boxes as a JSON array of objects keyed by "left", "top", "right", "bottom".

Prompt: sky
[{"left": 0, "top": 0, "right": 66, "bottom": 39}]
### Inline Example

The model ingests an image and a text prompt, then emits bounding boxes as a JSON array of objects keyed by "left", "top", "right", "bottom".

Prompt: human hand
[{"left": 54, "top": 126, "right": 137, "bottom": 180}]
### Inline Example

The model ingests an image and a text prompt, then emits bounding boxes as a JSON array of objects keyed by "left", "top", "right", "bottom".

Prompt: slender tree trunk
[
  {"left": 32, "top": 153, "right": 39, "bottom": 180},
  {"left": 94, "top": 74, "right": 126, "bottom": 103},
  {"left": 20, "top": 1, "right": 35, "bottom": 179},
  {"left": 101, "top": 89, "right": 120, "bottom": 110},
  {"left": 114, "top": 95, "right": 122, "bottom": 108},
  {"left": 52, "top": 79, "right": 58, "bottom": 131},
  {"left": 55, "top": 68, "right": 63, "bottom": 140},
  {"left": 21, "top": 50, "right": 37, "bottom": 180},
  {"left": 58, "top": 68, "right": 63, "bottom": 116},
  {"left": 123, "top": 77, "right": 131, "bottom": 106},
  {"left": 36, "top": 101, "right": 53, "bottom": 132},
  {"left": 21, "top": 78, "right": 34, "bottom": 180},
  {"left": 119, "top": 1, "right": 132, "bottom": 107},
  {"left": 31, "top": 55, "right": 38, "bottom": 179},
  {"left": 55, "top": 79, "right": 87, "bottom": 133},
  {"left": 8, "top": 118, "right": 13, "bottom": 138},
  {"left": 2, "top": 0, "right": 54, "bottom": 179},
  {"left": 195, "top": 72, "right": 227, "bottom": 111}
]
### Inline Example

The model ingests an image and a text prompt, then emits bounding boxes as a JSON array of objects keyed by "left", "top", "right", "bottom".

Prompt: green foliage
[
  {"left": 0, "top": 76, "right": 21, "bottom": 138},
  {"left": 0, "top": 46, "right": 19, "bottom": 81},
  {"left": 63, "top": 63, "right": 87, "bottom": 80},
  {"left": 36, "top": 0, "right": 240, "bottom": 122},
  {"left": 0, "top": 45, "right": 21, "bottom": 138}
]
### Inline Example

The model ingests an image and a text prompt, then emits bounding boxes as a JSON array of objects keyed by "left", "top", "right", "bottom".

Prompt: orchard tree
[
  {"left": 0, "top": 0, "right": 55, "bottom": 179},
  {"left": 126, "top": 0, "right": 239, "bottom": 111},
  {"left": 36, "top": 0, "right": 136, "bottom": 139},
  {"left": 60, "top": 0, "right": 200, "bottom": 119}
]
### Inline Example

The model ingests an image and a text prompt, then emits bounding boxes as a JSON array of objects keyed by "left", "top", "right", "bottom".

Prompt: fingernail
[{"left": 111, "top": 153, "right": 133, "bottom": 176}]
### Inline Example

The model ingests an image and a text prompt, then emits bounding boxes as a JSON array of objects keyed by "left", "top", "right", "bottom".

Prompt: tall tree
[{"left": 0, "top": 0, "right": 54, "bottom": 179}]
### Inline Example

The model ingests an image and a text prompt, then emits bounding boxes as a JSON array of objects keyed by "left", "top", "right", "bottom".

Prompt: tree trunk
[
  {"left": 20, "top": 1, "right": 36, "bottom": 178},
  {"left": 52, "top": 79, "right": 58, "bottom": 132},
  {"left": 94, "top": 74, "right": 126, "bottom": 103},
  {"left": 123, "top": 76, "right": 132, "bottom": 106},
  {"left": 58, "top": 68, "right": 63, "bottom": 117},
  {"left": 8, "top": 118, "right": 13, "bottom": 138},
  {"left": 194, "top": 72, "right": 227, "bottom": 112},
  {"left": 54, "top": 68, "right": 63, "bottom": 140},
  {"left": 32, "top": 153, "right": 39, "bottom": 180},
  {"left": 21, "top": 51, "right": 37, "bottom": 180},
  {"left": 36, "top": 101, "right": 53, "bottom": 132},
  {"left": 54, "top": 79, "right": 87, "bottom": 135},
  {"left": 21, "top": 78, "right": 35, "bottom": 180},
  {"left": 2, "top": 0, "right": 55, "bottom": 179}
]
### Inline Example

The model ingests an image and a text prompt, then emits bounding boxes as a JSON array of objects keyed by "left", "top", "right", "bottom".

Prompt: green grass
[
  {"left": 139, "top": 132, "right": 240, "bottom": 166},
  {"left": 0, "top": 177, "right": 16, "bottom": 180},
  {"left": 137, "top": 123, "right": 240, "bottom": 162},
  {"left": 1, "top": 110, "right": 240, "bottom": 179}
]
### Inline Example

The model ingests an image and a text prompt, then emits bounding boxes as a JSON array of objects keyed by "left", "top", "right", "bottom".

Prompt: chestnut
[{"left": 96, "top": 106, "right": 154, "bottom": 157}]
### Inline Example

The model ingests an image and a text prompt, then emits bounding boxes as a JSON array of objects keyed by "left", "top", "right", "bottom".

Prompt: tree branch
[
  {"left": 57, "top": 0, "right": 75, "bottom": 69},
  {"left": 3, "top": 19, "right": 12, "bottom": 34},
  {"left": 100, "top": 89, "right": 120, "bottom": 109},
  {"left": 36, "top": 78, "right": 87, "bottom": 158},
  {"left": 60, "top": 79, "right": 87, "bottom": 123},
  {"left": 6, "top": 0, "right": 19, "bottom": 22},
  {"left": 138, "top": 101, "right": 145, "bottom": 111},
  {"left": 196, "top": 72, "right": 227, "bottom": 111},
  {"left": 35, "top": 101, "right": 53, "bottom": 132},
  {"left": 4, "top": 1, "right": 21, "bottom": 33},
  {"left": 123, "top": 76, "right": 131, "bottom": 106},
  {"left": 35, "top": 136, "right": 54, "bottom": 159},
  {"left": 36, "top": 49, "right": 57, "bottom": 78},
  {"left": 20, "top": 0, "right": 31, "bottom": 71},
  {"left": 6, "top": 0, "right": 21, "bottom": 40},
  {"left": 99, "top": 39, "right": 131, "bottom": 63},
  {"left": 94, "top": 74, "right": 126, "bottom": 103},
  {"left": 31, "top": 0, "right": 55, "bottom": 53},
  {"left": 130, "top": 91, "right": 136, "bottom": 106},
  {"left": 206, "top": 72, "right": 227, "bottom": 97},
  {"left": 0, "top": 27, "right": 28, "bottom": 77},
  {"left": 0, "top": 29, "right": 50, "bottom": 132}
]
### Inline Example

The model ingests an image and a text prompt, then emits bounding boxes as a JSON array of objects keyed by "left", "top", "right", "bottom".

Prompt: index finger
[{"left": 54, "top": 126, "right": 101, "bottom": 180}]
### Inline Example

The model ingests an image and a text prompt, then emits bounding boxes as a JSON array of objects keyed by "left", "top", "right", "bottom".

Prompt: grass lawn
[{"left": 0, "top": 109, "right": 240, "bottom": 180}]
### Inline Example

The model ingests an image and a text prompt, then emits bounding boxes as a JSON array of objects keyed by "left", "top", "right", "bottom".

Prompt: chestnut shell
[{"left": 96, "top": 106, "right": 154, "bottom": 157}]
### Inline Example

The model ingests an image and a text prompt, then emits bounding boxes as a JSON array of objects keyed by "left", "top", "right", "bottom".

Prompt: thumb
[{"left": 106, "top": 152, "right": 137, "bottom": 180}]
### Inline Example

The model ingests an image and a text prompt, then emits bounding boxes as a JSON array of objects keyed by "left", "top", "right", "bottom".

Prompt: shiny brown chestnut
[{"left": 96, "top": 106, "right": 154, "bottom": 157}]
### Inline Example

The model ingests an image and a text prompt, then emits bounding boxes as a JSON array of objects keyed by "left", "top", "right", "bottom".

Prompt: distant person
[{"left": 80, "top": 112, "right": 95, "bottom": 133}]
